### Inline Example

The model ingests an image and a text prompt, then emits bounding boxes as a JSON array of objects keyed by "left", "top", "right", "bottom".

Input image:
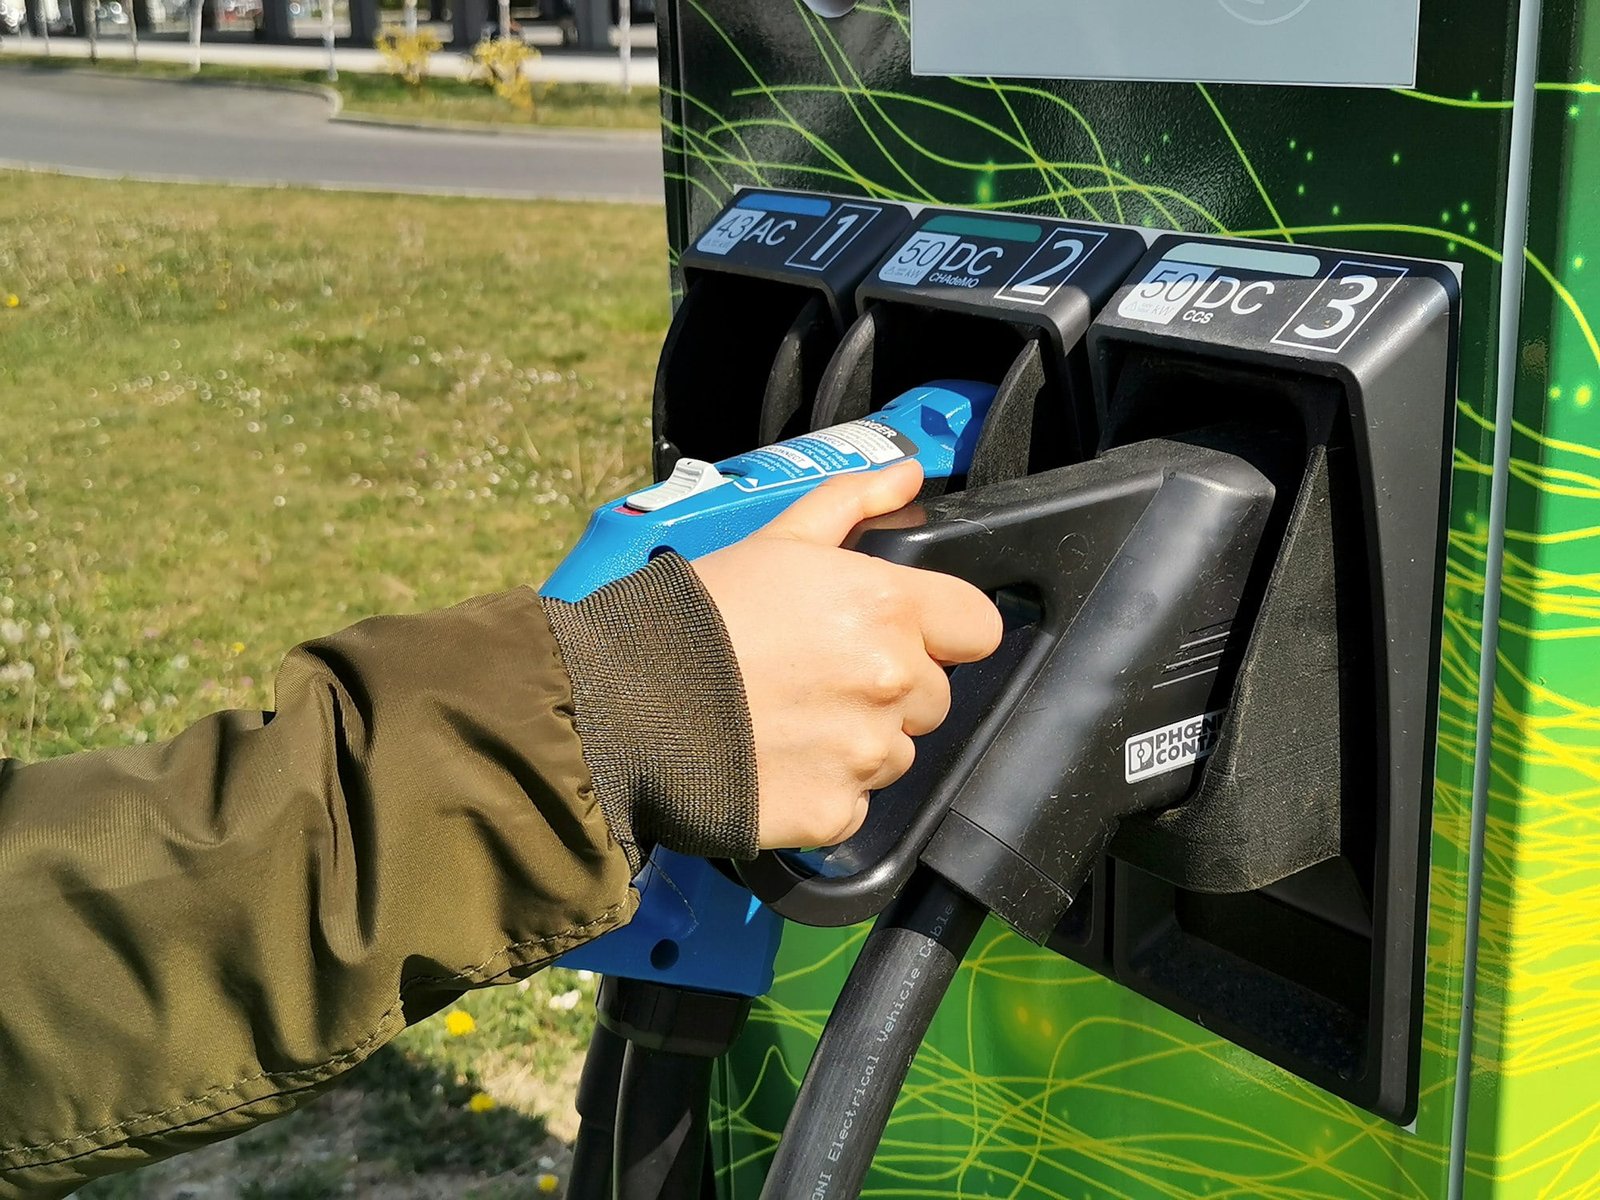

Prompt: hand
[{"left": 691, "top": 461, "right": 1003, "bottom": 850}]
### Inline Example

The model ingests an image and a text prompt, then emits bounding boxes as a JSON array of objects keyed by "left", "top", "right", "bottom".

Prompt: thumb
[{"left": 761, "top": 460, "right": 925, "bottom": 547}]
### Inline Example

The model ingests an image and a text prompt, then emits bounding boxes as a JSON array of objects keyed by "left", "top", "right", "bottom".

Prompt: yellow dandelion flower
[
  {"left": 467, "top": 1091, "right": 496, "bottom": 1114},
  {"left": 536, "top": 1173, "right": 560, "bottom": 1193},
  {"left": 444, "top": 1009, "right": 476, "bottom": 1037},
  {"left": 4, "top": 295, "right": 19, "bottom": 309},
  {"left": 114, "top": 263, "right": 127, "bottom": 275},
  {"left": 230, "top": 642, "right": 246, "bottom": 655}
]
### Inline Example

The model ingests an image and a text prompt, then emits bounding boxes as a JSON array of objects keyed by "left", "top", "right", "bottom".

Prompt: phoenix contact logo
[
  {"left": 1218, "top": 0, "right": 1313, "bottom": 25},
  {"left": 1125, "top": 711, "right": 1225, "bottom": 783}
]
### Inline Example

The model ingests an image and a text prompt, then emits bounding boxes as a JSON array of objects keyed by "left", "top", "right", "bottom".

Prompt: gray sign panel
[{"left": 910, "top": 0, "right": 1420, "bottom": 88}]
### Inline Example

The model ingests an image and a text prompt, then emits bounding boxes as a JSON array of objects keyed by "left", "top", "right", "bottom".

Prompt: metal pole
[
  {"left": 402, "top": 0, "right": 413, "bottom": 35},
  {"left": 127, "top": 0, "right": 138, "bottom": 64},
  {"left": 1445, "top": 0, "right": 1545, "bottom": 1195},
  {"left": 86, "top": 0, "right": 98, "bottom": 62},
  {"left": 617, "top": 0, "right": 629, "bottom": 93},
  {"left": 188, "top": 0, "right": 201, "bottom": 71},
  {"left": 495, "top": 0, "right": 506, "bottom": 42},
  {"left": 322, "top": 0, "right": 335, "bottom": 80},
  {"left": 40, "top": 0, "right": 52, "bottom": 56}
]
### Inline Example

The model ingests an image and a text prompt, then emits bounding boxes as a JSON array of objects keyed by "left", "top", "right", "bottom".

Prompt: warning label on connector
[
  {"left": 1125, "top": 710, "right": 1225, "bottom": 783},
  {"left": 722, "top": 418, "right": 915, "bottom": 493}
]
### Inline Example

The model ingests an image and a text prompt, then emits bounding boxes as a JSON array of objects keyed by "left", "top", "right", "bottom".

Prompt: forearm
[{"left": 0, "top": 588, "right": 636, "bottom": 1198}]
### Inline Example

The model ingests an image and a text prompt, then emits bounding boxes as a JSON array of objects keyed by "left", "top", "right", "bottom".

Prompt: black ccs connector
[
  {"left": 899, "top": 435, "right": 1279, "bottom": 940},
  {"left": 741, "top": 430, "right": 1284, "bottom": 942},
  {"left": 754, "top": 430, "right": 1282, "bottom": 1200}
]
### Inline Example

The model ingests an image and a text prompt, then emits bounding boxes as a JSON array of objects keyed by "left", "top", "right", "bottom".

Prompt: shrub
[
  {"left": 469, "top": 36, "right": 537, "bottom": 116},
  {"left": 375, "top": 29, "right": 443, "bottom": 87}
]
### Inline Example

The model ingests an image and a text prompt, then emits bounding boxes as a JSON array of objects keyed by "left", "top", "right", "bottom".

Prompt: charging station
[{"left": 562, "top": 1, "right": 1600, "bottom": 1196}]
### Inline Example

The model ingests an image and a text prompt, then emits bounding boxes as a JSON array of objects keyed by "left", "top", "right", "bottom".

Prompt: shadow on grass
[
  {"left": 74, "top": 1044, "right": 555, "bottom": 1199},
  {"left": 353, "top": 1042, "right": 550, "bottom": 1177}
]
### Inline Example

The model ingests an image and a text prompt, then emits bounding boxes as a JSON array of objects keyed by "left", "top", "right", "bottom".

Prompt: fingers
[
  {"left": 907, "top": 569, "right": 1004, "bottom": 665},
  {"left": 712, "top": 472, "right": 1004, "bottom": 853},
  {"left": 828, "top": 792, "right": 873, "bottom": 846},
  {"left": 865, "top": 730, "right": 918, "bottom": 791},
  {"left": 898, "top": 656, "right": 953, "bottom": 737},
  {"left": 760, "top": 460, "right": 925, "bottom": 547},
  {"left": 827, "top": 729, "right": 916, "bottom": 846}
]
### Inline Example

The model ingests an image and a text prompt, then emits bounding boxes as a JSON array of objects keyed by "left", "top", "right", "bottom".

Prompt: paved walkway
[
  {"left": 0, "top": 28, "right": 660, "bottom": 85},
  {"left": 0, "top": 67, "right": 663, "bottom": 201}
]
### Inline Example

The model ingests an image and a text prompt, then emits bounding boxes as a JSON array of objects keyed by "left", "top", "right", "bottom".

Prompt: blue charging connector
[{"left": 542, "top": 380, "right": 996, "bottom": 997}]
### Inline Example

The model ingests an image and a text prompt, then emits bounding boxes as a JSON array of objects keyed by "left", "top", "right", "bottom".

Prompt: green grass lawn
[
  {"left": 1, "top": 170, "right": 669, "bottom": 1197},
  {"left": 0, "top": 53, "right": 663, "bottom": 129}
]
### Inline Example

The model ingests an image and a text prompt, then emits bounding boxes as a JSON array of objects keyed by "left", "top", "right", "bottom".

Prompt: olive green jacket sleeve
[{"left": 0, "top": 554, "right": 758, "bottom": 1199}]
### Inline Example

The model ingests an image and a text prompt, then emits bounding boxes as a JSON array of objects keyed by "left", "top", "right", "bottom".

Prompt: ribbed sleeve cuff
[{"left": 540, "top": 552, "right": 760, "bottom": 874}]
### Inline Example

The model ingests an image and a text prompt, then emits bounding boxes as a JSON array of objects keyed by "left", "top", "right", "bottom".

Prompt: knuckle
[
  {"left": 845, "top": 730, "right": 891, "bottom": 779},
  {"left": 814, "top": 473, "right": 867, "bottom": 510},
  {"left": 825, "top": 795, "right": 870, "bottom": 845},
  {"left": 865, "top": 571, "right": 912, "bottom": 619},
  {"left": 864, "top": 657, "right": 915, "bottom": 704},
  {"left": 887, "top": 736, "right": 916, "bottom": 778}
]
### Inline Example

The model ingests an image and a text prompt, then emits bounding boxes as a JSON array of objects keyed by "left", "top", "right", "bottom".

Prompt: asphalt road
[
  {"left": 0, "top": 68, "right": 663, "bottom": 202},
  {"left": 2, "top": 31, "right": 661, "bottom": 85}
]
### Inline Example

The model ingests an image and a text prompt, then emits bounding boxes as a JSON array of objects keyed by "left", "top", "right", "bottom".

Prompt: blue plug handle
[{"left": 544, "top": 381, "right": 996, "bottom": 997}]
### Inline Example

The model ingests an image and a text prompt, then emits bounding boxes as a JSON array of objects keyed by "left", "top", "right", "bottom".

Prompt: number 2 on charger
[{"left": 998, "top": 227, "right": 1107, "bottom": 305}]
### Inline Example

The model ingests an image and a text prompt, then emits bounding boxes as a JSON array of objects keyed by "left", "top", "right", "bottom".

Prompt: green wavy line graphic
[{"left": 661, "top": 3, "right": 1600, "bottom": 1194}]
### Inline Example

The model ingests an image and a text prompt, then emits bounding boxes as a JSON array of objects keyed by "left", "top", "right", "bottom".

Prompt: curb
[
  {"left": 251, "top": 78, "right": 342, "bottom": 115},
  {"left": 0, "top": 59, "right": 660, "bottom": 139},
  {"left": 208, "top": 77, "right": 343, "bottom": 115},
  {"left": 0, "top": 59, "right": 343, "bottom": 114},
  {"left": 330, "top": 108, "right": 658, "bottom": 141}
]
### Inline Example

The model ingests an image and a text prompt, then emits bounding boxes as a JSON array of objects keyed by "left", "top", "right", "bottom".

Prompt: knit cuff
[{"left": 541, "top": 552, "right": 760, "bottom": 874}]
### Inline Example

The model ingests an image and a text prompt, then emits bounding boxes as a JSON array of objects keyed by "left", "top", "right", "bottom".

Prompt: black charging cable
[
  {"left": 567, "top": 1022, "right": 628, "bottom": 1200},
  {"left": 568, "top": 976, "right": 750, "bottom": 1200},
  {"left": 757, "top": 869, "right": 988, "bottom": 1200}
]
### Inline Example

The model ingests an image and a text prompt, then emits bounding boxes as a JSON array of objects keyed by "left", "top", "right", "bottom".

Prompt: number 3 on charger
[{"left": 1273, "top": 260, "right": 1408, "bottom": 353}]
